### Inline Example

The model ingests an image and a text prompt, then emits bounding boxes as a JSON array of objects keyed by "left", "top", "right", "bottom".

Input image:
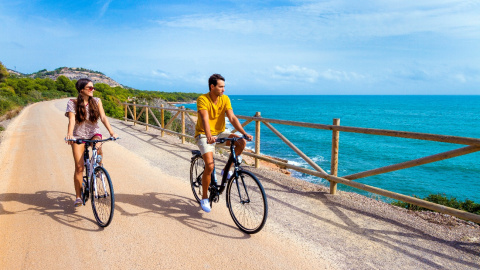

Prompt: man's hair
[{"left": 208, "top": 74, "right": 225, "bottom": 91}]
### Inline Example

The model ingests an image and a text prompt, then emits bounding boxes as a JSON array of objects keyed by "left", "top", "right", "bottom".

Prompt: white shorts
[{"left": 195, "top": 132, "right": 231, "bottom": 155}]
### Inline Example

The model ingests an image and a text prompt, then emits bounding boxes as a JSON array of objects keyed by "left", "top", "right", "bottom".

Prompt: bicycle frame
[
  {"left": 208, "top": 136, "right": 249, "bottom": 202},
  {"left": 83, "top": 142, "right": 106, "bottom": 200}
]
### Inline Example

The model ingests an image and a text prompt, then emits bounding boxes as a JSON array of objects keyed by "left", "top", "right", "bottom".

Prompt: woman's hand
[
  {"left": 65, "top": 135, "right": 75, "bottom": 145},
  {"left": 110, "top": 132, "right": 119, "bottom": 139}
]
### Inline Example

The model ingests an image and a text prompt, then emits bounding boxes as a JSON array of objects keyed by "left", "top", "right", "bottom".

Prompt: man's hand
[
  {"left": 207, "top": 136, "right": 217, "bottom": 144},
  {"left": 243, "top": 133, "right": 253, "bottom": 141}
]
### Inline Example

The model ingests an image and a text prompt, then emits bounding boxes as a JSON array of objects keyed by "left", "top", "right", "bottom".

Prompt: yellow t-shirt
[{"left": 195, "top": 93, "right": 233, "bottom": 137}]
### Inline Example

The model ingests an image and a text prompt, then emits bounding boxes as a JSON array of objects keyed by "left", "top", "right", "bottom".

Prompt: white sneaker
[{"left": 200, "top": 199, "right": 211, "bottom": 213}]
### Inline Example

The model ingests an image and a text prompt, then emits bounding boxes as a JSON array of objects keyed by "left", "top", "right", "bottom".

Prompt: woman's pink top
[{"left": 65, "top": 98, "right": 101, "bottom": 139}]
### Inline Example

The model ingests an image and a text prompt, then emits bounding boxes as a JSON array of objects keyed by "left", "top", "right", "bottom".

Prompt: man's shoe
[{"left": 200, "top": 199, "right": 211, "bottom": 213}]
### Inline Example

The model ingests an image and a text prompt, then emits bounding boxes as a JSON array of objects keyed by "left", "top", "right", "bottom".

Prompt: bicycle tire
[
  {"left": 226, "top": 170, "right": 268, "bottom": 234},
  {"left": 190, "top": 155, "right": 208, "bottom": 203},
  {"left": 82, "top": 174, "right": 89, "bottom": 204},
  {"left": 91, "top": 166, "right": 115, "bottom": 227}
]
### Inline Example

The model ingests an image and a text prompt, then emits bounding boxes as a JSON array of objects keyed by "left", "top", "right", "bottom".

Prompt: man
[{"left": 195, "top": 74, "right": 253, "bottom": 213}]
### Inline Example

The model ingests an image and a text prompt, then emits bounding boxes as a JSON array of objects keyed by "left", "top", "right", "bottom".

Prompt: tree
[
  {"left": 0, "top": 61, "right": 9, "bottom": 82},
  {"left": 55, "top": 75, "right": 76, "bottom": 96}
]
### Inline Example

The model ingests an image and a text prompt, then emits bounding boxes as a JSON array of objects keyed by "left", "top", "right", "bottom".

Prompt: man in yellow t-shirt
[{"left": 195, "top": 74, "right": 253, "bottom": 213}]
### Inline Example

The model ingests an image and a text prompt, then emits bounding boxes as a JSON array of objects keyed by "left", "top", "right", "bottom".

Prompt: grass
[{"left": 391, "top": 193, "right": 480, "bottom": 215}]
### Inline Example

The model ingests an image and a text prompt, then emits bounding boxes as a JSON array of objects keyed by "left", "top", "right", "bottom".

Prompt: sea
[{"left": 177, "top": 95, "right": 480, "bottom": 203}]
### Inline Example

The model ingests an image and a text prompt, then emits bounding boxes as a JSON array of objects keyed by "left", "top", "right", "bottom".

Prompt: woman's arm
[
  {"left": 97, "top": 99, "right": 118, "bottom": 138},
  {"left": 65, "top": 112, "right": 76, "bottom": 145}
]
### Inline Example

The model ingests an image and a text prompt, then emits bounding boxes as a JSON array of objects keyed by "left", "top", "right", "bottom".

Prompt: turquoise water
[{"left": 179, "top": 95, "right": 480, "bottom": 202}]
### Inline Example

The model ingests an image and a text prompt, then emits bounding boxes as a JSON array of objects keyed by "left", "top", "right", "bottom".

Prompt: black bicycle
[
  {"left": 190, "top": 135, "right": 268, "bottom": 234},
  {"left": 68, "top": 137, "right": 118, "bottom": 227}
]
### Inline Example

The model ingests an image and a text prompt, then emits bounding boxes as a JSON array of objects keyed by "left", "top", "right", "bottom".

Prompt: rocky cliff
[{"left": 24, "top": 67, "right": 123, "bottom": 88}]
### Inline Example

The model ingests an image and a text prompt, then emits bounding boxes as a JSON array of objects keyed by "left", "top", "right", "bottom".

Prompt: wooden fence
[{"left": 123, "top": 102, "right": 480, "bottom": 223}]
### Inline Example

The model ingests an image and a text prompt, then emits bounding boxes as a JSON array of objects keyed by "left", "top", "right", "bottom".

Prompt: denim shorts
[{"left": 195, "top": 132, "right": 231, "bottom": 155}]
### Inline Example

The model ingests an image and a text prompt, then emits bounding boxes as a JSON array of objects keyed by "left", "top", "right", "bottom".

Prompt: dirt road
[{"left": 0, "top": 99, "right": 479, "bottom": 269}]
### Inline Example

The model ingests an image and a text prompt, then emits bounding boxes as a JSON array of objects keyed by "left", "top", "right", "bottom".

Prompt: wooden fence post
[
  {"left": 124, "top": 104, "right": 127, "bottom": 122},
  {"left": 330, "top": 118, "right": 340, "bottom": 195},
  {"left": 255, "top": 112, "right": 261, "bottom": 168},
  {"left": 133, "top": 101, "right": 136, "bottom": 126},
  {"left": 181, "top": 106, "right": 185, "bottom": 144},
  {"left": 161, "top": 104, "right": 165, "bottom": 137},
  {"left": 146, "top": 107, "right": 149, "bottom": 131}
]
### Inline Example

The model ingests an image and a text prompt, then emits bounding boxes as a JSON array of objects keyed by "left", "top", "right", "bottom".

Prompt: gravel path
[{"left": 1, "top": 99, "right": 479, "bottom": 269}]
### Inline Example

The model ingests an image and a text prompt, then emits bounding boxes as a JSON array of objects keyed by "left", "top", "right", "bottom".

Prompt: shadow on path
[
  {"left": 114, "top": 192, "right": 251, "bottom": 239},
  {"left": 0, "top": 191, "right": 102, "bottom": 231}
]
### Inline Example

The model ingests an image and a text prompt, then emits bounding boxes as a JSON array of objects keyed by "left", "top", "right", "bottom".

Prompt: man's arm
[
  {"left": 198, "top": 109, "right": 216, "bottom": 144},
  {"left": 226, "top": 109, "right": 253, "bottom": 140}
]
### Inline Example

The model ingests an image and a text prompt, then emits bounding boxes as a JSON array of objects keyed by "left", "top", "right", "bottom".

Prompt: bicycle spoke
[
  {"left": 91, "top": 167, "right": 114, "bottom": 227},
  {"left": 190, "top": 155, "right": 207, "bottom": 203},
  {"left": 227, "top": 171, "right": 268, "bottom": 234}
]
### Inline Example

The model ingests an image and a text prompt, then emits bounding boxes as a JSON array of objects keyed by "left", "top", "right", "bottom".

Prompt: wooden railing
[{"left": 123, "top": 102, "right": 480, "bottom": 223}]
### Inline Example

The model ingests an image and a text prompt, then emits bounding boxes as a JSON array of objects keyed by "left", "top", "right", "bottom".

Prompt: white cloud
[
  {"left": 320, "top": 69, "right": 365, "bottom": 82},
  {"left": 273, "top": 65, "right": 319, "bottom": 83},
  {"left": 454, "top": 73, "right": 467, "bottom": 83},
  {"left": 99, "top": 0, "right": 113, "bottom": 18},
  {"left": 152, "top": 69, "right": 169, "bottom": 79},
  {"left": 154, "top": 0, "right": 480, "bottom": 41}
]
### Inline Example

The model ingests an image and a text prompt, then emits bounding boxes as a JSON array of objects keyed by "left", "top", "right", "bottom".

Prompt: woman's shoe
[{"left": 74, "top": 198, "right": 83, "bottom": 207}]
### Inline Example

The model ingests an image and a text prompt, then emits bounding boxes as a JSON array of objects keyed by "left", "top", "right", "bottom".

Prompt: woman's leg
[{"left": 71, "top": 143, "right": 85, "bottom": 199}]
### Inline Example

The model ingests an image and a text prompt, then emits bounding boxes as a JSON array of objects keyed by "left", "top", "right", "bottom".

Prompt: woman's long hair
[{"left": 75, "top": 78, "right": 100, "bottom": 123}]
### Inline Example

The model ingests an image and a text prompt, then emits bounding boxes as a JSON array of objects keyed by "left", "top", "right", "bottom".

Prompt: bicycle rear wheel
[
  {"left": 226, "top": 170, "right": 268, "bottom": 234},
  {"left": 91, "top": 166, "right": 115, "bottom": 227},
  {"left": 190, "top": 155, "right": 208, "bottom": 203}
]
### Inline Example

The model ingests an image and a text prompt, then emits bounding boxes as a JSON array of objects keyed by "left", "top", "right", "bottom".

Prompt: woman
[{"left": 65, "top": 78, "right": 118, "bottom": 207}]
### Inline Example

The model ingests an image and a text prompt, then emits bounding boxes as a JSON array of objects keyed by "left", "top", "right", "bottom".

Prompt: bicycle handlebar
[
  {"left": 65, "top": 137, "right": 120, "bottom": 144},
  {"left": 215, "top": 134, "right": 251, "bottom": 144}
]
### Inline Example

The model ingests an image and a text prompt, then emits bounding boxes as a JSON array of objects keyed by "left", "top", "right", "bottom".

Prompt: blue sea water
[{"left": 179, "top": 95, "right": 480, "bottom": 202}]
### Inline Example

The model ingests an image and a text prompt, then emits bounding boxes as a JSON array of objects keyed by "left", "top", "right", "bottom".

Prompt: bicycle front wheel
[
  {"left": 91, "top": 166, "right": 115, "bottom": 227},
  {"left": 226, "top": 170, "right": 268, "bottom": 234},
  {"left": 190, "top": 155, "right": 207, "bottom": 203}
]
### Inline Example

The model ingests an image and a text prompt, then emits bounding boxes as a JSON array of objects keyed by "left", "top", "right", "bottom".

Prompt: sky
[{"left": 1, "top": 0, "right": 479, "bottom": 95}]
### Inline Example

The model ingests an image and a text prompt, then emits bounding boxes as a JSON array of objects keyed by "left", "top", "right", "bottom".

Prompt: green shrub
[{"left": 391, "top": 193, "right": 480, "bottom": 215}]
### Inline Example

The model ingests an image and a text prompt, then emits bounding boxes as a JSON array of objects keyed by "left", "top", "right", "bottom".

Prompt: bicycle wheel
[
  {"left": 226, "top": 170, "right": 268, "bottom": 234},
  {"left": 91, "top": 166, "right": 115, "bottom": 227},
  {"left": 81, "top": 172, "right": 89, "bottom": 204},
  {"left": 190, "top": 155, "right": 208, "bottom": 203}
]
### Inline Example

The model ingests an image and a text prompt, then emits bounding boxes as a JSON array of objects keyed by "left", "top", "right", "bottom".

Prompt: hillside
[
  {"left": 10, "top": 67, "right": 123, "bottom": 88},
  {"left": 1, "top": 63, "right": 200, "bottom": 132}
]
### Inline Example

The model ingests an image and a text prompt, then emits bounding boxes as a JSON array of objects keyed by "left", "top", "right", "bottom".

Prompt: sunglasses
[{"left": 85, "top": 86, "right": 95, "bottom": 91}]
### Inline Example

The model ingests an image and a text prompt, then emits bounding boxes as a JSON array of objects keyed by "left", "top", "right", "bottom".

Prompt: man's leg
[
  {"left": 201, "top": 152, "right": 214, "bottom": 200},
  {"left": 223, "top": 134, "right": 247, "bottom": 173}
]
